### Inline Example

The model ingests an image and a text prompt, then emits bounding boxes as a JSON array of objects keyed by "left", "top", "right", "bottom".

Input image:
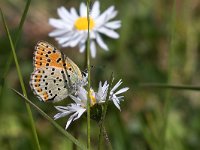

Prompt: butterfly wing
[
  {"left": 34, "top": 41, "right": 82, "bottom": 80},
  {"left": 34, "top": 41, "right": 66, "bottom": 69},
  {"left": 30, "top": 67, "right": 70, "bottom": 102},
  {"left": 65, "top": 57, "right": 83, "bottom": 84},
  {"left": 30, "top": 41, "right": 85, "bottom": 102}
]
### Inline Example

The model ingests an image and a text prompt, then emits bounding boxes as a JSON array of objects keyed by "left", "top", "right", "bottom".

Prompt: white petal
[
  {"left": 61, "top": 42, "right": 70, "bottom": 47},
  {"left": 49, "top": 18, "right": 69, "bottom": 29},
  {"left": 70, "top": 7, "right": 79, "bottom": 19},
  {"left": 57, "top": 7, "right": 74, "bottom": 23},
  {"left": 70, "top": 95, "right": 82, "bottom": 104},
  {"left": 90, "top": 30, "right": 96, "bottom": 39},
  {"left": 112, "top": 97, "right": 121, "bottom": 110},
  {"left": 96, "top": 33, "right": 108, "bottom": 51},
  {"left": 79, "top": 43, "right": 86, "bottom": 53},
  {"left": 117, "top": 96, "right": 124, "bottom": 100},
  {"left": 91, "top": 1, "right": 100, "bottom": 18},
  {"left": 97, "top": 6, "right": 114, "bottom": 21},
  {"left": 65, "top": 113, "right": 75, "bottom": 129},
  {"left": 96, "top": 81, "right": 106, "bottom": 102},
  {"left": 60, "top": 32, "right": 80, "bottom": 47},
  {"left": 111, "top": 80, "right": 122, "bottom": 92},
  {"left": 98, "top": 81, "right": 103, "bottom": 94},
  {"left": 97, "top": 27, "right": 119, "bottom": 39},
  {"left": 95, "top": 6, "right": 116, "bottom": 26},
  {"left": 54, "top": 112, "right": 70, "bottom": 120},
  {"left": 106, "top": 11, "right": 118, "bottom": 22},
  {"left": 55, "top": 106, "right": 68, "bottom": 111},
  {"left": 49, "top": 29, "right": 68, "bottom": 37},
  {"left": 77, "top": 86, "right": 87, "bottom": 101},
  {"left": 55, "top": 32, "right": 76, "bottom": 44},
  {"left": 115, "top": 87, "right": 129, "bottom": 95},
  {"left": 102, "top": 81, "right": 108, "bottom": 90},
  {"left": 69, "top": 33, "right": 85, "bottom": 47},
  {"left": 54, "top": 106, "right": 72, "bottom": 119},
  {"left": 80, "top": 33, "right": 88, "bottom": 43},
  {"left": 73, "top": 108, "right": 86, "bottom": 120},
  {"left": 65, "top": 107, "right": 85, "bottom": 129},
  {"left": 80, "top": 2, "right": 87, "bottom": 17},
  {"left": 105, "top": 20, "right": 121, "bottom": 29},
  {"left": 96, "top": 81, "right": 109, "bottom": 102},
  {"left": 95, "top": 93, "right": 102, "bottom": 103},
  {"left": 90, "top": 41, "right": 96, "bottom": 58}
]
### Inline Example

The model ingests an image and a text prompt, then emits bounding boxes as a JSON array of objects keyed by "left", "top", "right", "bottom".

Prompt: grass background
[{"left": 1, "top": 0, "right": 200, "bottom": 149}]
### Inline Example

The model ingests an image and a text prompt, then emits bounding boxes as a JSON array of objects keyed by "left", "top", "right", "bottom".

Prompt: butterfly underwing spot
[
  {"left": 30, "top": 67, "right": 74, "bottom": 102},
  {"left": 56, "top": 58, "right": 62, "bottom": 63}
]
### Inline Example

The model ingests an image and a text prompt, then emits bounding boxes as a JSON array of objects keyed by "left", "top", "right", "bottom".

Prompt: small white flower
[
  {"left": 95, "top": 80, "right": 129, "bottom": 110},
  {"left": 49, "top": 1, "right": 121, "bottom": 58},
  {"left": 54, "top": 104, "right": 86, "bottom": 129},
  {"left": 109, "top": 80, "right": 129, "bottom": 110},
  {"left": 54, "top": 80, "right": 128, "bottom": 129},
  {"left": 54, "top": 86, "right": 95, "bottom": 129}
]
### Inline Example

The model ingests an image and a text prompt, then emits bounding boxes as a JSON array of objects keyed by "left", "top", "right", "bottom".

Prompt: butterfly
[{"left": 30, "top": 41, "right": 87, "bottom": 102}]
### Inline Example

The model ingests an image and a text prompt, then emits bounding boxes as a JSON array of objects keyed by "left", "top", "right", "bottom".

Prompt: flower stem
[
  {"left": 0, "top": 7, "right": 41, "bottom": 150},
  {"left": 138, "top": 83, "right": 200, "bottom": 91},
  {"left": 102, "top": 125, "right": 113, "bottom": 150},
  {"left": 86, "top": 0, "right": 91, "bottom": 149},
  {"left": 98, "top": 73, "right": 114, "bottom": 150},
  {"left": 160, "top": 0, "right": 177, "bottom": 149}
]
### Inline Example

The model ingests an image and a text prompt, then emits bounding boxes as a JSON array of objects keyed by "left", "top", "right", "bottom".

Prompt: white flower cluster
[
  {"left": 54, "top": 80, "right": 129, "bottom": 129},
  {"left": 49, "top": 1, "right": 128, "bottom": 130}
]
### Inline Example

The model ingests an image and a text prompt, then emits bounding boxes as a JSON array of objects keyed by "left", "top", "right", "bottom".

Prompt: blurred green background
[{"left": 1, "top": 0, "right": 200, "bottom": 149}]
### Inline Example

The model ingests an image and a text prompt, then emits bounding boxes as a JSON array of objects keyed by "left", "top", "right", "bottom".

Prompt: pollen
[
  {"left": 74, "top": 17, "right": 95, "bottom": 30},
  {"left": 89, "top": 89, "right": 96, "bottom": 106}
]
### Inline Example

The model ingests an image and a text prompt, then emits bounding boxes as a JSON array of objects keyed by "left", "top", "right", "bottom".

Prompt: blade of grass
[
  {"left": 0, "top": 0, "right": 31, "bottom": 103},
  {"left": 0, "top": 9, "right": 41, "bottom": 150},
  {"left": 0, "top": 53, "right": 12, "bottom": 99},
  {"left": 86, "top": 0, "right": 91, "bottom": 149},
  {"left": 12, "top": 89, "right": 87, "bottom": 150},
  {"left": 14, "top": 0, "right": 31, "bottom": 45},
  {"left": 98, "top": 73, "right": 114, "bottom": 150},
  {"left": 161, "top": 0, "right": 177, "bottom": 149},
  {"left": 138, "top": 83, "right": 200, "bottom": 91}
]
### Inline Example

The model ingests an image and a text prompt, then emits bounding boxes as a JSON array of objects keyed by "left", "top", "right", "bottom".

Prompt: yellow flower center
[
  {"left": 74, "top": 17, "right": 95, "bottom": 30},
  {"left": 89, "top": 89, "right": 96, "bottom": 106}
]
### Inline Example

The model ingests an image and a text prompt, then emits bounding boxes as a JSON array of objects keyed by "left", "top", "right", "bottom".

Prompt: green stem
[
  {"left": 15, "top": 0, "right": 31, "bottom": 45},
  {"left": 98, "top": 73, "right": 114, "bottom": 150},
  {"left": 1, "top": 8, "right": 41, "bottom": 150},
  {"left": 102, "top": 125, "right": 113, "bottom": 150},
  {"left": 138, "top": 83, "right": 200, "bottom": 91},
  {"left": 86, "top": 0, "right": 91, "bottom": 149},
  {"left": 160, "top": 1, "right": 177, "bottom": 149},
  {"left": 0, "top": 53, "right": 12, "bottom": 100},
  {"left": 13, "top": 89, "right": 87, "bottom": 150}
]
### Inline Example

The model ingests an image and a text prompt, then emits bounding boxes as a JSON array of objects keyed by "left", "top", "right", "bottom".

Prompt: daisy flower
[
  {"left": 54, "top": 80, "right": 128, "bottom": 129},
  {"left": 49, "top": 1, "right": 121, "bottom": 58},
  {"left": 95, "top": 80, "right": 129, "bottom": 110}
]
